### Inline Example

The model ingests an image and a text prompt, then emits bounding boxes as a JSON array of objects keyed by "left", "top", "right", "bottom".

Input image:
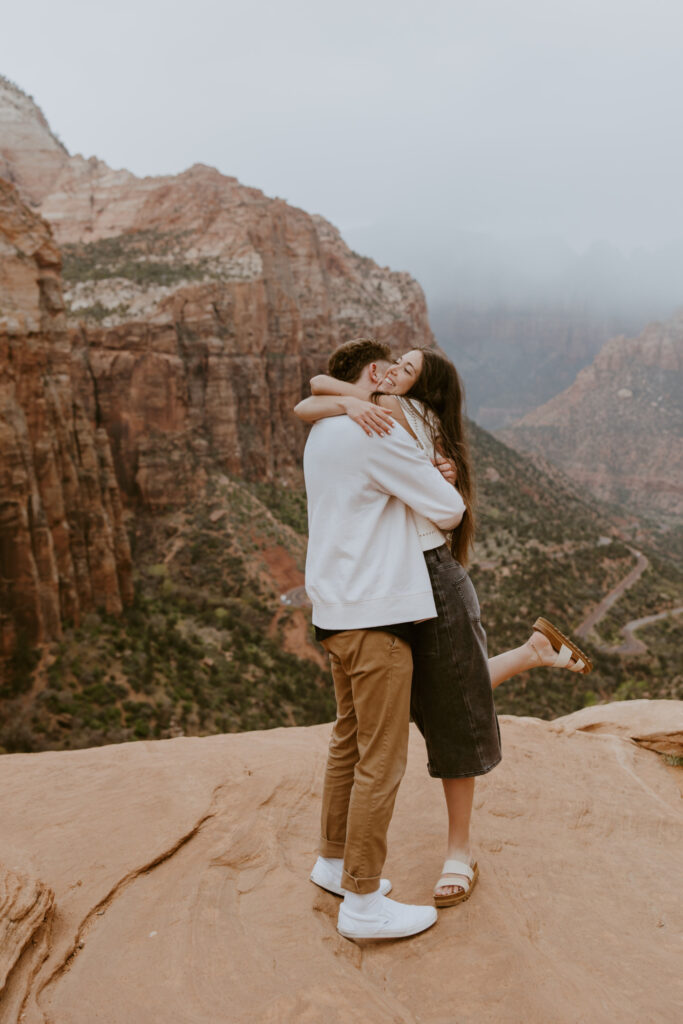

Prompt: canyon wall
[
  {"left": 0, "top": 179, "right": 132, "bottom": 658},
  {"left": 0, "top": 77, "right": 437, "bottom": 656},
  {"left": 57, "top": 163, "right": 433, "bottom": 505},
  {"left": 0, "top": 78, "right": 435, "bottom": 508}
]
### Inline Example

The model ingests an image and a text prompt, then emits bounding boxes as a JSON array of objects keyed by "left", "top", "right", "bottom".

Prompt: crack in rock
[
  {"left": 34, "top": 800, "right": 219, "bottom": 1019},
  {"left": 0, "top": 865, "right": 54, "bottom": 1000}
]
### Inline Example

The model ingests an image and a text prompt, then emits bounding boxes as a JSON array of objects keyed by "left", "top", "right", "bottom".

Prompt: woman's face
[{"left": 379, "top": 349, "right": 424, "bottom": 395}]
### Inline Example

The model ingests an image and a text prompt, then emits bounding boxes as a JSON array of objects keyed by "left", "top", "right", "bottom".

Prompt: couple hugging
[{"left": 295, "top": 338, "right": 592, "bottom": 941}]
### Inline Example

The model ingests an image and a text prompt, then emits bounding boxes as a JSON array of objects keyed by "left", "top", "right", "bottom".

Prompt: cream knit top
[{"left": 396, "top": 397, "right": 461, "bottom": 552}]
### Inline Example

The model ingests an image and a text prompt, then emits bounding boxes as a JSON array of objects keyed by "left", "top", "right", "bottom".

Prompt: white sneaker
[
  {"left": 310, "top": 857, "right": 392, "bottom": 897},
  {"left": 337, "top": 895, "right": 438, "bottom": 940}
]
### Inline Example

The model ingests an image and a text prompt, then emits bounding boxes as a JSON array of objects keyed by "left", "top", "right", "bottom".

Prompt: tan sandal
[
  {"left": 433, "top": 859, "right": 479, "bottom": 908},
  {"left": 532, "top": 617, "right": 593, "bottom": 674}
]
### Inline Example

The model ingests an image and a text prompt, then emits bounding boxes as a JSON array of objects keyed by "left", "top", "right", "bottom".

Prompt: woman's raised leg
[{"left": 488, "top": 629, "right": 583, "bottom": 689}]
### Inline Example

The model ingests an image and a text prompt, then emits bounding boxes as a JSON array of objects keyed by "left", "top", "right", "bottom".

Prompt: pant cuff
[
  {"left": 319, "top": 838, "right": 346, "bottom": 857},
  {"left": 341, "top": 869, "right": 382, "bottom": 894}
]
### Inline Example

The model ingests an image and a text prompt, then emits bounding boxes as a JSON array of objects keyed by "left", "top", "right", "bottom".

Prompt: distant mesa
[{"left": 501, "top": 315, "right": 683, "bottom": 520}]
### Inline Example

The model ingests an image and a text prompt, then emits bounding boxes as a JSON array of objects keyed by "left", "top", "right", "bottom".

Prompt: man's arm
[{"left": 365, "top": 427, "right": 466, "bottom": 529}]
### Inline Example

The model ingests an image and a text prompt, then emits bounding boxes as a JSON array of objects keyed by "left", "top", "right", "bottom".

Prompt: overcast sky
[{"left": 3, "top": 0, "right": 683, "bottom": 310}]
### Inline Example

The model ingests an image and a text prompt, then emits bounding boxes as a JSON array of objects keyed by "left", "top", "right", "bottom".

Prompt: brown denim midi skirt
[{"left": 411, "top": 545, "right": 502, "bottom": 778}]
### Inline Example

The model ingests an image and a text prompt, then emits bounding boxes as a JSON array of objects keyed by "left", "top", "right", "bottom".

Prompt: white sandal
[
  {"left": 531, "top": 617, "right": 593, "bottom": 674},
  {"left": 433, "top": 859, "right": 479, "bottom": 908}
]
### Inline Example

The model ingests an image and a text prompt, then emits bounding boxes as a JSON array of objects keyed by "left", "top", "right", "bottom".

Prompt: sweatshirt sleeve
[{"left": 365, "top": 426, "right": 466, "bottom": 529}]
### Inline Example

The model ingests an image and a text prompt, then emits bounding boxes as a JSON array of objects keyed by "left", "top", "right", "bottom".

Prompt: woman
[{"left": 295, "top": 347, "right": 592, "bottom": 906}]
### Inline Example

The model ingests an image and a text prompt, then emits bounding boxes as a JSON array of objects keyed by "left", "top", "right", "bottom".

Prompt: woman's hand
[
  {"left": 433, "top": 455, "right": 457, "bottom": 484},
  {"left": 343, "top": 397, "right": 395, "bottom": 437}
]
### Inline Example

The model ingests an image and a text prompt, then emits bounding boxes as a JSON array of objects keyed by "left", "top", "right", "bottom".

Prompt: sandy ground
[{"left": 1, "top": 699, "right": 681, "bottom": 1024}]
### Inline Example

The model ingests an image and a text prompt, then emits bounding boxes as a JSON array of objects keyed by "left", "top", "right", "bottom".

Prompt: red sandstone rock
[
  {"left": 0, "top": 863, "right": 54, "bottom": 1002},
  {"left": 0, "top": 79, "right": 437, "bottom": 654},
  {"left": 632, "top": 730, "right": 683, "bottom": 758},
  {"left": 55, "top": 165, "right": 434, "bottom": 502},
  {"left": 0, "top": 180, "right": 132, "bottom": 658},
  {"left": 1, "top": 81, "right": 435, "bottom": 506},
  {"left": 0, "top": 700, "right": 680, "bottom": 1023}
]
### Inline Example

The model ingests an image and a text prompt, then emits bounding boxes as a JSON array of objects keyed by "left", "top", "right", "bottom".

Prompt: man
[{"left": 302, "top": 339, "right": 465, "bottom": 940}]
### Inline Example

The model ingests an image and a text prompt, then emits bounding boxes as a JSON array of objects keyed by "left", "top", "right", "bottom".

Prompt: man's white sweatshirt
[{"left": 304, "top": 417, "right": 465, "bottom": 629}]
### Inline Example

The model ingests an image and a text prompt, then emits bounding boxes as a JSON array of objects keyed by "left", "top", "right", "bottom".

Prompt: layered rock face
[
  {"left": 0, "top": 180, "right": 132, "bottom": 658},
  {"left": 0, "top": 79, "right": 435, "bottom": 506},
  {"left": 58, "top": 164, "right": 433, "bottom": 504},
  {"left": 501, "top": 316, "right": 683, "bottom": 518}
]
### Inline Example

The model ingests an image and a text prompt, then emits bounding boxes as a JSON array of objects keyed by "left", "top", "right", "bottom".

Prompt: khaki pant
[{"left": 319, "top": 630, "right": 413, "bottom": 894}]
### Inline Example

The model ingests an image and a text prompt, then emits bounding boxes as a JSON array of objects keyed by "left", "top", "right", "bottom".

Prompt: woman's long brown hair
[{"left": 404, "top": 349, "right": 476, "bottom": 565}]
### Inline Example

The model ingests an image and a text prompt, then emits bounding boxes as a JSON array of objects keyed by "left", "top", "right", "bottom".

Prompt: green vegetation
[
  {"left": 1, "top": 421, "right": 680, "bottom": 753},
  {"left": 0, "top": 630, "right": 40, "bottom": 700},
  {"left": 245, "top": 481, "right": 308, "bottom": 535},
  {"left": 68, "top": 301, "right": 131, "bottom": 323},
  {"left": 61, "top": 230, "right": 222, "bottom": 289},
  {"left": 442, "top": 423, "right": 682, "bottom": 718},
  {"left": 24, "top": 579, "right": 333, "bottom": 749},
  {"left": 594, "top": 557, "right": 682, "bottom": 646},
  {"left": 0, "top": 481, "right": 330, "bottom": 753}
]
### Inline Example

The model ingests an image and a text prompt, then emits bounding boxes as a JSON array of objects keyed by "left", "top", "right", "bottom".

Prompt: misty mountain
[
  {"left": 343, "top": 223, "right": 683, "bottom": 320},
  {"left": 343, "top": 222, "right": 682, "bottom": 427}
]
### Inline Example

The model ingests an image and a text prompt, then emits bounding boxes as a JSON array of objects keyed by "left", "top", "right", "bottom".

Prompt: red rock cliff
[
  {"left": 0, "top": 180, "right": 132, "bottom": 658},
  {"left": 58, "top": 165, "right": 434, "bottom": 504},
  {"left": 0, "top": 79, "right": 435, "bottom": 507}
]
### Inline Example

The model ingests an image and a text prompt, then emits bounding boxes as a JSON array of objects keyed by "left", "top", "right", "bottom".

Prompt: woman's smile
[{"left": 379, "top": 349, "right": 424, "bottom": 394}]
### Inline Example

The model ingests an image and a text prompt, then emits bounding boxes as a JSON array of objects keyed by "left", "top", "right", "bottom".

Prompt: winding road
[
  {"left": 575, "top": 548, "right": 649, "bottom": 640},
  {"left": 576, "top": 547, "right": 682, "bottom": 656},
  {"left": 603, "top": 606, "right": 683, "bottom": 656}
]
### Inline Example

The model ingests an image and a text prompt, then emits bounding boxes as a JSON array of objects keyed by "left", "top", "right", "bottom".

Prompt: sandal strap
[
  {"left": 435, "top": 876, "right": 469, "bottom": 893},
  {"left": 554, "top": 643, "right": 573, "bottom": 668},
  {"left": 533, "top": 616, "right": 593, "bottom": 674},
  {"left": 441, "top": 859, "right": 474, "bottom": 881}
]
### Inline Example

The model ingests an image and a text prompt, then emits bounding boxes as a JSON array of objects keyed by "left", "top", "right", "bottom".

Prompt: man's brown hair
[{"left": 327, "top": 338, "right": 391, "bottom": 383}]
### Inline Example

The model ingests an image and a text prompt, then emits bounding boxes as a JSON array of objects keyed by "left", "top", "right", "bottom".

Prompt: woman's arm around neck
[{"left": 310, "top": 374, "right": 371, "bottom": 398}]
